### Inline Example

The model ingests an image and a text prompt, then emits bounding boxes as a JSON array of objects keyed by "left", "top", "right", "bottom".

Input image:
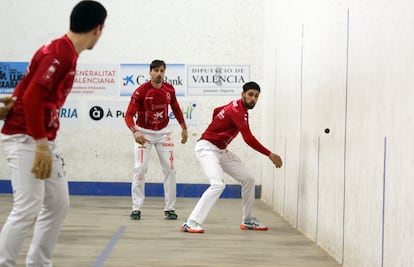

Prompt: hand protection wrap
[{"left": 31, "top": 145, "right": 52, "bottom": 179}]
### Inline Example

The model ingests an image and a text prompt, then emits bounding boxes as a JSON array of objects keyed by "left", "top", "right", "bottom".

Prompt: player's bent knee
[
  {"left": 210, "top": 182, "right": 226, "bottom": 193},
  {"left": 243, "top": 175, "right": 255, "bottom": 185}
]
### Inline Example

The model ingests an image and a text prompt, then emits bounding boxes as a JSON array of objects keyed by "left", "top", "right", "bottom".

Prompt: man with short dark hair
[
  {"left": 124, "top": 60, "right": 188, "bottom": 221},
  {"left": 181, "top": 81, "right": 283, "bottom": 233},
  {"left": 0, "top": 1, "right": 107, "bottom": 266}
]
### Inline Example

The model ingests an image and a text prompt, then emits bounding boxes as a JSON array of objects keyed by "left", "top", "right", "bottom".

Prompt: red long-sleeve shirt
[
  {"left": 124, "top": 81, "right": 186, "bottom": 131},
  {"left": 2, "top": 35, "right": 78, "bottom": 140},
  {"left": 200, "top": 99, "right": 271, "bottom": 156}
]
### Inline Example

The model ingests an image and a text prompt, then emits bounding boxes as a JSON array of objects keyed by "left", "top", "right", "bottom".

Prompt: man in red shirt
[
  {"left": 0, "top": 1, "right": 107, "bottom": 266},
  {"left": 124, "top": 60, "right": 188, "bottom": 220},
  {"left": 180, "top": 81, "right": 282, "bottom": 233}
]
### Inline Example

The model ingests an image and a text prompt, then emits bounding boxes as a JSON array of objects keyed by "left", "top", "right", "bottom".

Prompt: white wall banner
[
  {"left": 0, "top": 100, "right": 80, "bottom": 128},
  {"left": 86, "top": 100, "right": 199, "bottom": 128},
  {"left": 71, "top": 63, "right": 119, "bottom": 95},
  {"left": 87, "top": 100, "right": 128, "bottom": 127},
  {"left": 169, "top": 101, "right": 199, "bottom": 128},
  {"left": 59, "top": 100, "right": 80, "bottom": 127},
  {"left": 120, "top": 63, "right": 186, "bottom": 97},
  {"left": 187, "top": 65, "right": 249, "bottom": 96}
]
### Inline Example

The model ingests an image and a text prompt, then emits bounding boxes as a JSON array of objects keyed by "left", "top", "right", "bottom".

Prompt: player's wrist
[
  {"left": 133, "top": 130, "right": 142, "bottom": 139},
  {"left": 36, "top": 137, "right": 49, "bottom": 147},
  {"left": 180, "top": 123, "right": 187, "bottom": 130},
  {"left": 130, "top": 125, "right": 139, "bottom": 133}
]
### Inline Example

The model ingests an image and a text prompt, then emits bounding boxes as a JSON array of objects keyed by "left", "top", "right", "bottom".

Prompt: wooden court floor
[{"left": 0, "top": 195, "right": 341, "bottom": 267}]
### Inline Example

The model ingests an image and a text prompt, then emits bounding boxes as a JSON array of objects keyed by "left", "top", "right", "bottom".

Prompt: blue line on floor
[{"left": 92, "top": 225, "right": 126, "bottom": 267}]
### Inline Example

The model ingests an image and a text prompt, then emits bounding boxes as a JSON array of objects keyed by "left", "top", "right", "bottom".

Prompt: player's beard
[
  {"left": 154, "top": 76, "right": 163, "bottom": 84},
  {"left": 242, "top": 98, "right": 256, "bottom": 109}
]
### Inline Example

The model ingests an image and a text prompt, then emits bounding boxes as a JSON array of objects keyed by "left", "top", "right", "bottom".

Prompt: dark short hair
[
  {"left": 70, "top": 1, "right": 107, "bottom": 33},
  {"left": 242, "top": 81, "right": 261, "bottom": 92},
  {"left": 150, "top": 60, "right": 166, "bottom": 71}
]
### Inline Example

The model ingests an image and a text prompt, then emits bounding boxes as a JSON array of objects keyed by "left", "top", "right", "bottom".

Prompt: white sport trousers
[
  {"left": 0, "top": 134, "right": 69, "bottom": 267},
  {"left": 131, "top": 127, "right": 176, "bottom": 212},
  {"left": 188, "top": 140, "right": 255, "bottom": 225}
]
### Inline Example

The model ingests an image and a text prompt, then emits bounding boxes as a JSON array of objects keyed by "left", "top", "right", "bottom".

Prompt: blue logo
[{"left": 122, "top": 74, "right": 134, "bottom": 86}]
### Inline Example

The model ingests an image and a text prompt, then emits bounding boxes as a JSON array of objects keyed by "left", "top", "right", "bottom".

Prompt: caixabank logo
[{"left": 120, "top": 64, "right": 186, "bottom": 97}]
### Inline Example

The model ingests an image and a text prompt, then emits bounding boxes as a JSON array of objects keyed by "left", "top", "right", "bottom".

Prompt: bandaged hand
[
  {"left": 133, "top": 130, "right": 147, "bottom": 145},
  {"left": 0, "top": 96, "right": 16, "bottom": 120},
  {"left": 31, "top": 144, "right": 52, "bottom": 179}
]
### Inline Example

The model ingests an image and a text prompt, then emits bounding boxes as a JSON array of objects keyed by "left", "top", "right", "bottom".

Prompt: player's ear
[{"left": 92, "top": 24, "right": 103, "bottom": 35}]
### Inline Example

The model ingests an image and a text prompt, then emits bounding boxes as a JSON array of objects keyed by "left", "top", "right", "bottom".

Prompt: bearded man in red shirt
[
  {"left": 181, "top": 81, "right": 283, "bottom": 233},
  {"left": 124, "top": 60, "right": 188, "bottom": 221}
]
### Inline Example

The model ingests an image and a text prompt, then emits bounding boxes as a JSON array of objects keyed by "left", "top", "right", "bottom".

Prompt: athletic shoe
[
  {"left": 180, "top": 219, "right": 204, "bottom": 233},
  {"left": 164, "top": 210, "right": 178, "bottom": 220},
  {"left": 240, "top": 217, "right": 268, "bottom": 231},
  {"left": 130, "top": 210, "right": 141, "bottom": 220}
]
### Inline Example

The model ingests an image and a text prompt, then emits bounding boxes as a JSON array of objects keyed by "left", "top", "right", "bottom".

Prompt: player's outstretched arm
[{"left": 269, "top": 153, "right": 283, "bottom": 168}]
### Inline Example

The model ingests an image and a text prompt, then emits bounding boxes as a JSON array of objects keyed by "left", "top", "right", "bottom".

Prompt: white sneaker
[
  {"left": 240, "top": 217, "right": 268, "bottom": 231},
  {"left": 180, "top": 219, "right": 204, "bottom": 233}
]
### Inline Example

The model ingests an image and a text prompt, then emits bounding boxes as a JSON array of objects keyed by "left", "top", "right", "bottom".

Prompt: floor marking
[{"left": 92, "top": 225, "right": 126, "bottom": 267}]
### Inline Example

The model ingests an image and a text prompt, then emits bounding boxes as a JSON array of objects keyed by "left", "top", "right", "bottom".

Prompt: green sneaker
[
  {"left": 164, "top": 210, "right": 178, "bottom": 220},
  {"left": 130, "top": 210, "right": 141, "bottom": 220}
]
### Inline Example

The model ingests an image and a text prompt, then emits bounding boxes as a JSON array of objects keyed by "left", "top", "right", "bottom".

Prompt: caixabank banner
[{"left": 120, "top": 63, "right": 186, "bottom": 97}]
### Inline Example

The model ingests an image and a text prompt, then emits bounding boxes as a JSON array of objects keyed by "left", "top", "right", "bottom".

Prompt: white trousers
[
  {"left": 188, "top": 140, "right": 255, "bottom": 225},
  {"left": 0, "top": 134, "right": 69, "bottom": 267},
  {"left": 131, "top": 127, "right": 176, "bottom": 211}
]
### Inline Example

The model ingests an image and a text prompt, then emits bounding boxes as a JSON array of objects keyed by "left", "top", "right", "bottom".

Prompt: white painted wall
[
  {"left": 262, "top": 0, "right": 414, "bottom": 266},
  {"left": 1, "top": 0, "right": 413, "bottom": 266},
  {"left": 0, "top": 0, "right": 266, "bottom": 185}
]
